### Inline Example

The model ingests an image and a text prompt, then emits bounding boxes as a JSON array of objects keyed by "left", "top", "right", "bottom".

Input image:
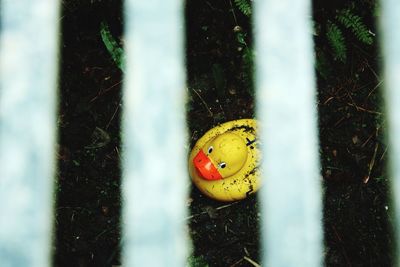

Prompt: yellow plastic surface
[{"left": 189, "top": 119, "right": 261, "bottom": 201}]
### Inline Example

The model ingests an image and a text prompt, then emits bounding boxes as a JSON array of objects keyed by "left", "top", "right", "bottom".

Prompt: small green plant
[
  {"left": 100, "top": 21, "right": 125, "bottom": 71},
  {"left": 234, "top": 0, "right": 252, "bottom": 17},
  {"left": 326, "top": 21, "right": 347, "bottom": 63},
  {"left": 241, "top": 46, "right": 255, "bottom": 93},
  {"left": 234, "top": 27, "right": 255, "bottom": 95},
  {"left": 336, "top": 8, "right": 373, "bottom": 45},
  {"left": 232, "top": 1, "right": 374, "bottom": 66},
  {"left": 188, "top": 255, "right": 209, "bottom": 267},
  {"left": 324, "top": 7, "right": 374, "bottom": 63},
  {"left": 315, "top": 50, "right": 332, "bottom": 80}
]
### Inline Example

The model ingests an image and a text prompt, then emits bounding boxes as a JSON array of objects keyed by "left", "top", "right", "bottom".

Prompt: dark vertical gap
[
  {"left": 186, "top": 1, "right": 260, "bottom": 266},
  {"left": 55, "top": 1, "right": 122, "bottom": 266},
  {"left": 314, "top": 0, "right": 394, "bottom": 266}
]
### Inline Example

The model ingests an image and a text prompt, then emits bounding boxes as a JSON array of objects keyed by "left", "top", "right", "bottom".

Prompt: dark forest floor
[{"left": 55, "top": 0, "right": 393, "bottom": 266}]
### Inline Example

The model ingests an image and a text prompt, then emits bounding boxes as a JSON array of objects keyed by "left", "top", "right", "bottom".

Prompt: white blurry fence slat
[
  {"left": 122, "top": 0, "right": 188, "bottom": 266},
  {"left": 380, "top": 0, "right": 400, "bottom": 259},
  {"left": 0, "top": 0, "right": 60, "bottom": 267},
  {"left": 255, "top": 0, "right": 323, "bottom": 266}
]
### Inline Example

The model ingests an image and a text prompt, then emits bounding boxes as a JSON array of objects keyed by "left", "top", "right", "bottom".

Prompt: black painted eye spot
[
  {"left": 219, "top": 162, "right": 226, "bottom": 169},
  {"left": 208, "top": 146, "right": 213, "bottom": 154}
]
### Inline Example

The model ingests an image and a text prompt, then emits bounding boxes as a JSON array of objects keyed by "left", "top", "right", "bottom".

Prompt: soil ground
[{"left": 55, "top": 0, "right": 393, "bottom": 266}]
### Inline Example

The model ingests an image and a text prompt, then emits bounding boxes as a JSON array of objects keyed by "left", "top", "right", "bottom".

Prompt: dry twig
[
  {"left": 243, "top": 256, "right": 261, "bottom": 267},
  {"left": 364, "top": 142, "right": 379, "bottom": 184},
  {"left": 192, "top": 88, "right": 214, "bottom": 117}
]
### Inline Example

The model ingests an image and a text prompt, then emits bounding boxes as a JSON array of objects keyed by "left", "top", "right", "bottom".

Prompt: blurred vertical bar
[
  {"left": 0, "top": 0, "right": 60, "bottom": 266},
  {"left": 122, "top": 0, "right": 188, "bottom": 266},
  {"left": 254, "top": 0, "right": 323, "bottom": 266},
  {"left": 380, "top": 0, "right": 400, "bottom": 264}
]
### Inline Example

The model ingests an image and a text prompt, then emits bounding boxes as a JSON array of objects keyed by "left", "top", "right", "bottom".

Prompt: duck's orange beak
[{"left": 193, "top": 150, "right": 222, "bottom": 180}]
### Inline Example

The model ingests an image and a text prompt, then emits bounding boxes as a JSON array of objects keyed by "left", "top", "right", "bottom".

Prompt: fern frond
[
  {"left": 326, "top": 21, "right": 347, "bottom": 62},
  {"left": 234, "top": 0, "right": 252, "bottom": 17},
  {"left": 336, "top": 9, "right": 373, "bottom": 45}
]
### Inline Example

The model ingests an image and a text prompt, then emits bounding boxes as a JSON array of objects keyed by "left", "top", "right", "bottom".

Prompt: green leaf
[
  {"left": 100, "top": 21, "right": 125, "bottom": 71},
  {"left": 336, "top": 9, "right": 374, "bottom": 45},
  {"left": 326, "top": 21, "right": 347, "bottom": 63},
  {"left": 234, "top": 0, "right": 252, "bottom": 17}
]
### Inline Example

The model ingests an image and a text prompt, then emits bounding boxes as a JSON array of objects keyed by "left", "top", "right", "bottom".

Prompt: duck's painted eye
[
  {"left": 207, "top": 146, "right": 213, "bottom": 154},
  {"left": 219, "top": 162, "right": 227, "bottom": 169}
]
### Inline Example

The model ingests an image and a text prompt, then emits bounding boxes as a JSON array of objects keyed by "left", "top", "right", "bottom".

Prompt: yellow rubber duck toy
[{"left": 189, "top": 119, "right": 261, "bottom": 202}]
